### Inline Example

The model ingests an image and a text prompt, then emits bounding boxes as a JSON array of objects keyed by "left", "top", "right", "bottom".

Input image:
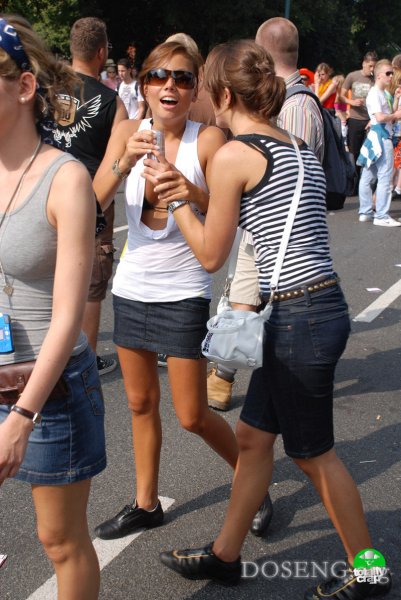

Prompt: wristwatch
[
  {"left": 167, "top": 200, "right": 189, "bottom": 214},
  {"left": 112, "top": 159, "right": 131, "bottom": 180},
  {"left": 11, "top": 404, "right": 42, "bottom": 426}
]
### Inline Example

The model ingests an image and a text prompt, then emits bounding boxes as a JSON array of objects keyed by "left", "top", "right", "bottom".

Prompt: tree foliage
[
  {"left": 1, "top": 0, "right": 79, "bottom": 54},
  {"left": 0, "top": 0, "right": 400, "bottom": 73}
]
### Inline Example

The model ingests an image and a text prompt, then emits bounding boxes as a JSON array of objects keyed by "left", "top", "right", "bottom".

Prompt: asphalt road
[{"left": 1, "top": 194, "right": 400, "bottom": 600}]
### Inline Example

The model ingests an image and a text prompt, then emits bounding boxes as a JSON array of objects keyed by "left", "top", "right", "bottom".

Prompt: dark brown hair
[
  {"left": 204, "top": 39, "right": 286, "bottom": 121},
  {"left": 70, "top": 17, "right": 107, "bottom": 61},
  {"left": 363, "top": 51, "right": 378, "bottom": 63}
]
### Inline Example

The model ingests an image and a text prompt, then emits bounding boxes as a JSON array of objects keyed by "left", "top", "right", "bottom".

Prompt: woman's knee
[
  {"left": 178, "top": 411, "right": 207, "bottom": 434},
  {"left": 236, "top": 420, "right": 275, "bottom": 454},
  {"left": 293, "top": 448, "right": 337, "bottom": 476},
  {"left": 127, "top": 391, "right": 160, "bottom": 415},
  {"left": 37, "top": 527, "right": 79, "bottom": 565}
]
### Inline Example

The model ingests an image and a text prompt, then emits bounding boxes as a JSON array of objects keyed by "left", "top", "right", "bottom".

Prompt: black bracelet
[{"left": 11, "top": 404, "right": 42, "bottom": 426}]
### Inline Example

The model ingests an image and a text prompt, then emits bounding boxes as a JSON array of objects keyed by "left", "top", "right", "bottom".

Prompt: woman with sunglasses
[
  {"left": 158, "top": 40, "right": 392, "bottom": 600},
  {"left": 93, "top": 41, "right": 238, "bottom": 540},
  {"left": 0, "top": 14, "right": 105, "bottom": 599}
]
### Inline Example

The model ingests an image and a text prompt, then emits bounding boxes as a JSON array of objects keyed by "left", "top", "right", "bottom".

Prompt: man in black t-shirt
[{"left": 53, "top": 17, "right": 127, "bottom": 375}]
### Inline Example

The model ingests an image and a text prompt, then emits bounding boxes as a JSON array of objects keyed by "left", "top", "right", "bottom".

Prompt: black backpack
[{"left": 285, "top": 85, "right": 356, "bottom": 210}]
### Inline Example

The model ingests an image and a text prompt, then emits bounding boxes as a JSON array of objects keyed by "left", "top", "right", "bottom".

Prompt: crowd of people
[{"left": 0, "top": 11, "right": 396, "bottom": 600}]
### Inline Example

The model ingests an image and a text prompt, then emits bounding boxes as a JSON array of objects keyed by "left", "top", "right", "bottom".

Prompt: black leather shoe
[
  {"left": 160, "top": 542, "right": 241, "bottom": 586},
  {"left": 250, "top": 492, "right": 273, "bottom": 537},
  {"left": 304, "top": 563, "right": 392, "bottom": 599},
  {"left": 94, "top": 500, "right": 164, "bottom": 540}
]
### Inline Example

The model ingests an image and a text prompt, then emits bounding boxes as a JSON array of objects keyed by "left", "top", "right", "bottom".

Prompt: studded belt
[{"left": 267, "top": 277, "right": 339, "bottom": 302}]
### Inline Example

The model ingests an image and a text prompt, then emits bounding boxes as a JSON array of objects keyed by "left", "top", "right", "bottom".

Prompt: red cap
[{"left": 299, "top": 68, "right": 314, "bottom": 86}]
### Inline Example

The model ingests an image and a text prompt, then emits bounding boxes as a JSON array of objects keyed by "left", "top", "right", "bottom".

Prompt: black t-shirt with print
[{"left": 52, "top": 73, "right": 117, "bottom": 179}]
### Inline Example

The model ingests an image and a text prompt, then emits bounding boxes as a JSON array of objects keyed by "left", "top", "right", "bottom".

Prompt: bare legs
[
  {"left": 212, "top": 420, "right": 371, "bottom": 566},
  {"left": 295, "top": 449, "right": 372, "bottom": 564},
  {"left": 213, "top": 421, "right": 276, "bottom": 562},
  {"left": 117, "top": 347, "right": 162, "bottom": 509},
  {"left": 168, "top": 356, "right": 238, "bottom": 468},
  {"left": 117, "top": 347, "right": 238, "bottom": 510},
  {"left": 32, "top": 480, "right": 99, "bottom": 600}
]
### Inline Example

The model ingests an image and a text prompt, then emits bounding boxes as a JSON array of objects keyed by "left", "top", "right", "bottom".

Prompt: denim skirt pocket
[{"left": 81, "top": 358, "right": 105, "bottom": 416}]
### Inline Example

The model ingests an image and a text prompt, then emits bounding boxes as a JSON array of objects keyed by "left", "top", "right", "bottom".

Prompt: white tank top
[{"left": 112, "top": 119, "right": 211, "bottom": 302}]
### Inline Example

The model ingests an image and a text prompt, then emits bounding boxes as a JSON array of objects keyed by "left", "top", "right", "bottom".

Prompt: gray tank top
[{"left": 0, "top": 153, "right": 88, "bottom": 365}]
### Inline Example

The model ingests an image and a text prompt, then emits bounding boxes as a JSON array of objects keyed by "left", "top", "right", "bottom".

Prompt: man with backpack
[
  {"left": 256, "top": 18, "right": 355, "bottom": 211},
  {"left": 256, "top": 17, "right": 324, "bottom": 162}
]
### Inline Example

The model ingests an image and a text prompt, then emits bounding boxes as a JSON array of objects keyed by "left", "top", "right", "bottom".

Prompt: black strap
[{"left": 234, "top": 135, "right": 270, "bottom": 159}]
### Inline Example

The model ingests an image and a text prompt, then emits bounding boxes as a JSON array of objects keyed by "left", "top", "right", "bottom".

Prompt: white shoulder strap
[
  {"left": 224, "top": 134, "right": 304, "bottom": 300},
  {"left": 269, "top": 134, "right": 304, "bottom": 295}
]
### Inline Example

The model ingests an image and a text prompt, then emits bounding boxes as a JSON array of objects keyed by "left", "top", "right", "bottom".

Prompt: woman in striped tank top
[{"left": 158, "top": 40, "right": 391, "bottom": 600}]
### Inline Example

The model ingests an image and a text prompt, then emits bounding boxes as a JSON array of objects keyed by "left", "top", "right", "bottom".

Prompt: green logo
[{"left": 354, "top": 549, "right": 386, "bottom": 570}]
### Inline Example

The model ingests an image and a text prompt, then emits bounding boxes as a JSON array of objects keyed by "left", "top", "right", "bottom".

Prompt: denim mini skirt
[
  {"left": 113, "top": 294, "right": 210, "bottom": 359},
  {"left": 0, "top": 345, "right": 106, "bottom": 485}
]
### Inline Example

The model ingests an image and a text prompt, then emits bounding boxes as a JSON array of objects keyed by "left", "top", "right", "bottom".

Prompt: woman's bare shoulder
[
  {"left": 113, "top": 118, "right": 142, "bottom": 140},
  {"left": 198, "top": 124, "right": 227, "bottom": 144}
]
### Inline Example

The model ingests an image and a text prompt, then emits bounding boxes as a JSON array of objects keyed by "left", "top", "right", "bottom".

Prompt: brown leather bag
[{"left": 0, "top": 361, "right": 68, "bottom": 405}]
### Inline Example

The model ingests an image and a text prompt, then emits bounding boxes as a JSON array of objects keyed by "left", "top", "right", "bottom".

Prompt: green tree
[
  {"left": 352, "top": 0, "right": 401, "bottom": 59},
  {"left": 294, "top": 0, "right": 356, "bottom": 72},
  {"left": 1, "top": 0, "right": 79, "bottom": 54},
  {"left": 2, "top": 0, "right": 400, "bottom": 73}
]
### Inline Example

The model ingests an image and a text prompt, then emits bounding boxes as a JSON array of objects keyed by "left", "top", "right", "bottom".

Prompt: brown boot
[{"left": 207, "top": 368, "right": 233, "bottom": 411}]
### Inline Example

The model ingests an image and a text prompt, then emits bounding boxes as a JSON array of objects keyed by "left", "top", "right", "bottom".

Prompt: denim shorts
[
  {"left": 240, "top": 284, "right": 351, "bottom": 459},
  {"left": 113, "top": 294, "right": 210, "bottom": 359},
  {"left": 0, "top": 346, "right": 106, "bottom": 485}
]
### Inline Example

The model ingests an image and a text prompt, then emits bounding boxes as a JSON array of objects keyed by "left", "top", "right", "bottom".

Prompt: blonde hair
[
  {"left": 164, "top": 33, "right": 200, "bottom": 58},
  {"left": 374, "top": 59, "right": 392, "bottom": 77},
  {"left": 389, "top": 67, "right": 401, "bottom": 97},
  {"left": 316, "top": 63, "right": 333, "bottom": 76},
  {"left": 204, "top": 39, "right": 286, "bottom": 121},
  {"left": 0, "top": 13, "right": 80, "bottom": 124},
  {"left": 333, "top": 74, "right": 345, "bottom": 90}
]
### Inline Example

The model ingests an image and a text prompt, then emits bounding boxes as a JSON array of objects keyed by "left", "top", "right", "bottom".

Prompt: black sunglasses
[
  {"left": 385, "top": 71, "right": 394, "bottom": 76},
  {"left": 145, "top": 68, "right": 196, "bottom": 89}
]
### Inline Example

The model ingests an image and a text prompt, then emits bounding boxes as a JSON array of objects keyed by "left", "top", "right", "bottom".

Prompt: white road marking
[
  {"left": 25, "top": 496, "right": 175, "bottom": 600},
  {"left": 353, "top": 278, "right": 401, "bottom": 322},
  {"left": 113, "top": 224, "right": 128, "bottom": 233}
]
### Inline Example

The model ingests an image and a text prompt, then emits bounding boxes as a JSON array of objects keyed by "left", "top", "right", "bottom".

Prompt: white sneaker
[
  {"left": 373, "top": 216, "right": 401, "bottom": 227},
  {"left": 359, "top": 214, "right": 374, "bottom": 222}
]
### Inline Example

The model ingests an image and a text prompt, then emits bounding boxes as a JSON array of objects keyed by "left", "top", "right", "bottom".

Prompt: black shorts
[{"left": 240, "top": 285, "right": 350, "bottom": 459}]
